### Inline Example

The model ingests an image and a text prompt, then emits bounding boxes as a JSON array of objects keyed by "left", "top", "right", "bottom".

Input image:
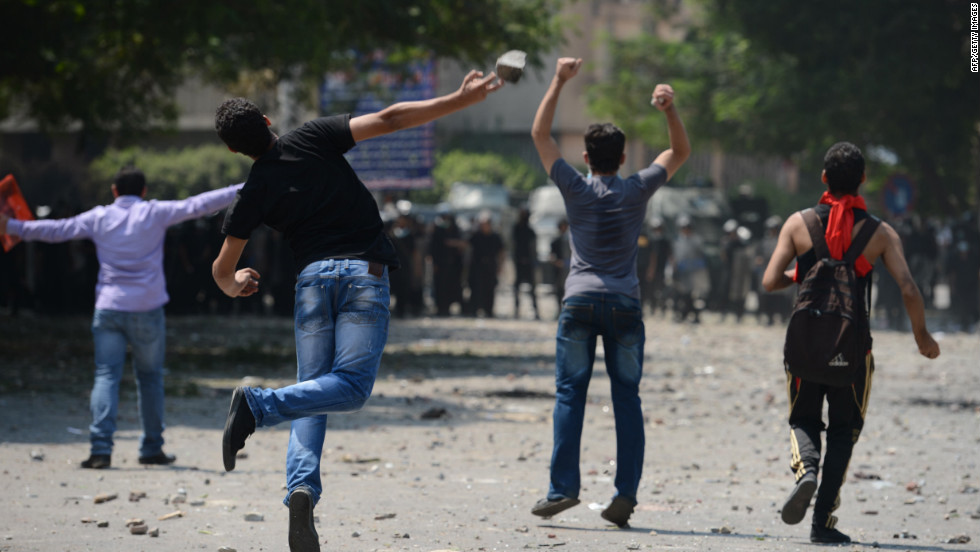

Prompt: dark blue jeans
[{"left": 548, "top": 292, "right": 645, "bottom": 504}]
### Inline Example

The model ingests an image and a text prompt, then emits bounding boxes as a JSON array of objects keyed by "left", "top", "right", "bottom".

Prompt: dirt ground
[{"left": 1, "top": 308, "right": 978, "bottom": 552}]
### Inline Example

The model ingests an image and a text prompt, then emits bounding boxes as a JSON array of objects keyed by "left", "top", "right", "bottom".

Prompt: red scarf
[{"left": 818, "top": 191, "right": 872, "bottom": 276}]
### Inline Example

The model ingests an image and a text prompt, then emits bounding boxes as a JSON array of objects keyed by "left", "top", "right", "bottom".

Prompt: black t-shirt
[{"left": 222, "top": 115, "right": 399, "bottom": 272}]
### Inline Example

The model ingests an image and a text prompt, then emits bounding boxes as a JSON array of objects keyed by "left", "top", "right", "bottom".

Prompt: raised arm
[
  {"left": 157, "top": 183, "right": 244, "bottom": 227},
  {"left": 650, "top": 84, "right": 691, "bottom": 181},
  {"left": 350, "top": 70, "right": 502, "bottom": 143},
  {"left": 531, "top": 57, "right": 582, "bottom": 173}
]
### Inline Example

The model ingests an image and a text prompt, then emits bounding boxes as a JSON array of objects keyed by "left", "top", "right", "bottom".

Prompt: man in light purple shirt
[{"left": 0, "top": 166, "right": 242, "bottom": 469}]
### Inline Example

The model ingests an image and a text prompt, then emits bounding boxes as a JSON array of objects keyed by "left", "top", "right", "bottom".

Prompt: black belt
[{"left": 368, "top": 261, "right": 384, "bottom": 277}]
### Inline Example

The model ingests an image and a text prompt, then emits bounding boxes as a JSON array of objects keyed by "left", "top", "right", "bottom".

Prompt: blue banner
[{"left": 320, "top": 56, "right": 436, "bottom": 190}]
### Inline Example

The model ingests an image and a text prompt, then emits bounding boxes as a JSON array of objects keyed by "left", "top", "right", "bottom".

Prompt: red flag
[{"left": 1, "top": 174, "right": 34, "bottom": 252}]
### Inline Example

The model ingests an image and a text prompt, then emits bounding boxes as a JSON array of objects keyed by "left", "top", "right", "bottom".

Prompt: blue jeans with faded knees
[
  {"left": 549, "top": 292, "right": 645, "bottom": 504},
  {"left": 242, "top": 259, "right": 390, "bottom": 507},
  {"left": 90, "top": 307, "right": 167, "bottom": 457}
]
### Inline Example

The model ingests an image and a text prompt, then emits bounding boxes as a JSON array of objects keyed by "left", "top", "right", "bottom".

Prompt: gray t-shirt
[{"left": 550, "top": 158, "right": 667, "bottom": 300}]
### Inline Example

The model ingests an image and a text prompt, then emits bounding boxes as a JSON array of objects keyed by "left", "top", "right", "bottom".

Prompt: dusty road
[{"left": 0, "top": 312, "right": 978, "bottom": 552}]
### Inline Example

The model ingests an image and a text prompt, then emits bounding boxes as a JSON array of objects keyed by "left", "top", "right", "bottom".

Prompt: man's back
[
  {"left": 8, "top": 185, "right": 241, "bottom": 311},
  {"left": 764, "top": 198, "right": 939, "bottom": 360},
  {"left": 782, "top": 206, "right": 905, "bottom": 281},
  {"left": 551, "top": 159, "right": 666, "bottom": 299}
]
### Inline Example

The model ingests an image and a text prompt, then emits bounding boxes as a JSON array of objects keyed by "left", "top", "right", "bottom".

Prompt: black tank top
[{"left": 796, "top": 204, "right": 874, "bottom": 297}]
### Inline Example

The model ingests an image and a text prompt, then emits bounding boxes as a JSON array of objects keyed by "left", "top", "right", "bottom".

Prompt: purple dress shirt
[{"left": 7, "top": 184, "right": 243, "bottom": 312}]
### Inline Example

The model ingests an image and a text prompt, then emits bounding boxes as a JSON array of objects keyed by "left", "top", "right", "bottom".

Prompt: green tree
[
  {"left": 436, "top": 150, "right": 541, "bottom": 193},
  {"left": 0, "top": 0, "right": 566, "bottom": 140},
  {"left": 589, "top": 0, "right": 980, "bottom": 215},
  {"left": 88, "top": 145, "right": 251, "bottom": 203},
  {"left": 409, "top": 149, "right": 540, "bottom": 204}
]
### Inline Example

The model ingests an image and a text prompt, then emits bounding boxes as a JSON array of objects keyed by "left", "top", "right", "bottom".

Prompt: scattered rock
[
  {"left": 217, "top": 547, "right": 237, "bottom": 552},
  {"left": 93, "top": 493, "right": 117, "bottom": 504},
  {"left": 29, "top": 450, "right": 44, "bottom": 461},
  {"left": 148, "top": 527, "right": 159, "bottom": 537},
  {"left": 420, "top": 407, "right": 448, "bottom": 420},
  {"left": 351, "top": 531, "right": 361, "bottom": 538},
  {"left": 711, "top": 526, "right": 733, "bottom": 534},
  {"left": 374, "top": 512, "right": 397, "bottom": 520},
  {"left": 862, "top": 510, "right": 879, "bottom": 515},
  {"left": 129, "top": 491, "right": 147, "bottom": 502},
  {"left": 125, "top": 518, "right": 145, "bottom": 527},
  {"left": 158, "top": 511, "right": 184, "bottom": 521},
  {"left": 129, "top": 523, "right": 148, "bottom": 535},
  {"left": 80, "top": 517, "right": 96, "bottom": 524},
  {"left": 96, "top": 521, "right": 109, "bottom": 528},
  {"left": 243, "top": 512, "right": 264, "bottom": 522},
  {"left": 893, "top": 531, "right": 917, "bottom": 539},
  {"left": 341, "top": 454, "right": 381, "bottom": 464},
  {"left": 946, "top": 535, "right": 971, "bottom": 544}
]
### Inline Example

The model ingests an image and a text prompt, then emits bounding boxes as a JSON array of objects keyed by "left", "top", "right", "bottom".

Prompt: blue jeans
[
  {"left": 242, "top": 259, "right": 390, "bottom": 507},
  {"left": 90, "top": 307, "right": 167, "bottom": 457},
  {"left": 549, "top": 292, "right": 645, "bottom": 503}
]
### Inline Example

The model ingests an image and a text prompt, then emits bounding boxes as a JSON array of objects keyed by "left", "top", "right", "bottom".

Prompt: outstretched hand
[
  {"left": 556, "top": 57, "right": 582, "bottom": 82},
  {"left": 652, "top": 84, "right": 675, "bottom": 111},
  {"left": 458, "top": 70, "right": 504, "bottom": 104}
]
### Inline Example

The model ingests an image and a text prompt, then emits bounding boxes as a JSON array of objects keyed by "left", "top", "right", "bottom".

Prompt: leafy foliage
[
  {"left": 588, "top": 0, "right": 980, "bottom": 214},
  {"left": 0, "top": 0, "right": 567, "bottom": 139},
  {"left": 410, "top": 150, "right": 540, "bottom": 204},
  {"left": 88, "top": 145, "right": 251, "bottom": 202}
]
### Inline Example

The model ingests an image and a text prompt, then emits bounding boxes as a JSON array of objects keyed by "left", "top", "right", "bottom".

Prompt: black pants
[{"left": 786, "top": 354, "right": 873, "bottom": 528}]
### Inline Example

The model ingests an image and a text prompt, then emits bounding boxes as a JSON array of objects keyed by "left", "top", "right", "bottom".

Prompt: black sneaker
[
  {"left": 80, "top": 454, "right": 111, "bottom": 469},
  {"left": 781, "top": 472, "right": 817, "bottom": 525},
  {"left": 601, "top": 496, "right": 635, "bottom": 528},
  {"left": 222, "top": 387, "right": 255, "bottom": 472},
  {"left": 810, "top": 524, "right": 851, "bottom": 544},
  {"left": 288, "top": 487, "right": 319, "bottom": 552},
  {"left": 138, "top": 452, "right": 176, "bottom": 465},
  {"left": 531, "top": 496, "right": 581, "bottom": 518}
]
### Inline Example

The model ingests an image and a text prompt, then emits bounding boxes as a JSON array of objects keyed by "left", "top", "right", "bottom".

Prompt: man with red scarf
[{"left": 762, "top": 141, "right": 940, "bottom": 544}]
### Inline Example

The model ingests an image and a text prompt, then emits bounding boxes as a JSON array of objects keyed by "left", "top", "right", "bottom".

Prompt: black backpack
[{"left": 783, "top": 208, "right": 880, "bottom": 386}]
